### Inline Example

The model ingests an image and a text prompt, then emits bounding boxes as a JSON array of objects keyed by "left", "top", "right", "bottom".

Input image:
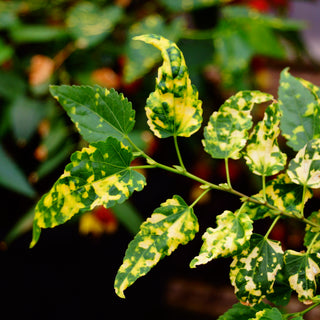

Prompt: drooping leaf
[
  {"left": 203, "top": 91, "right": 273, "bottom": 159},
  {"left": 66, "top": 3, "right": 123, "bottom": 48},
  {"left": 241, "top": 174, "right": 312, "bottom": 220},
  {"left": 114, "top": 195, "right": 198, "bottom": 298},
  {"left": 49, "top": 85, "right": 135, "bottom": 143},
  {"left": 278, "top": 68, "right": 320, "bottom": 151},
  {"left": 0, "top": 144, "right": 36, "bottom": 198},
  {"left": 304, "top": 211, "right": 320, "bottom": 254},
  {"left": 159, "top": 0, "right": 232, "bottom": 12},
  {"left": 284, "top": 250, "right": 320, "bottom": 303},
  {"left": 134, "top": 34, "right": 203, "bottom": 138},
  {"left": 124, "top": 15, "right": 184, "bottom": 83},
  {"left": 230, "top": 234, "right": 283, "bottom": 305},
  {"left": 30, "top": 137, "right": 146, "bottom": 247},
  {"left": 244, "top": 102, "right": 287, "bottom": 176},
  {"left": 190, "top": 210, "right": 253, "bottom": 268},
  {"left": 217, "top": 301, "right": 271, "bottom": 320},
  {"left": 287, "top": 139, "right": 320, "bottom": 188}
]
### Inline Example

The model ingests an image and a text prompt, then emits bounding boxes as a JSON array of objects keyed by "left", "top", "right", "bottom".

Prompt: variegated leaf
[
  {"left": 30, "top": 137, "right": 146, "bottom": 247},
  {"left": 304, "top": 211, "right": 320, "bottom": 254},
  {"left": 284, "top": 250, "right": 320, "bottom": 304},
  {"left": 134, "top": 34, "right": 203, "bottom": 138},
  {"left": 203, "top": 91, "right": 273, "bottom": 159},
  {"left": 250, "top": 308, "right": 283, "bottom": 320},
  {"left": 114, "top": 195, "right": 198, "bottom": 298},
  {"left": 287, "top": 139, "right": 320, "bottom": 188},
  {"left": 278, "top": 68, "right": 320, "bottom": 151},
  {"left": 190, "top": 210, "right": 253, "bottom": 268},
  {"left": 49, "top": 85, "right": 135, "bottom": 143},
  {"left": 230, "top": 234, "right": 283, "bottom": 305},
  {"left": 244, "top": 102, "right": 287, "bottom": 176},
  {"left": 241, "top": 174, "right": 312, "bottom": 220}
]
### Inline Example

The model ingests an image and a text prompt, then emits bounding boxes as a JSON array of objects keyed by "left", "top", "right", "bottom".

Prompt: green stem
[
  {"left": 190, "top": 187, "right": 212, "bottom": 209},
  {"left": 262, "top": 174, "right": 267, "bottom": 202},
  {"left": 300, "top": 184, "right": 307, "bottom": 218},
  {"left": 306, "top": 232, "right": 320, "bottom": 254},
  {"left": 225, "top": 158, "right": 232, "bottom": 189},
  {"left": 286, "top": 300, "right": 320, "bottom": 319},
  {"left": 264, "top": 215, "right": 281, "bottom": 239},
  {"left": 173, "top": 135, "right": 186, "bottom": 171}
]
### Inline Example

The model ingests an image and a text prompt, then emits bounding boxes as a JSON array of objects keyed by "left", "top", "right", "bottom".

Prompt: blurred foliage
[{"left": 0, "top": 0, "right": 308, "bottom": 245}]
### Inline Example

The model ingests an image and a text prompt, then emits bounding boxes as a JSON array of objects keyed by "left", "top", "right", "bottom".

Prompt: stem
[
  {"left": 262, "top": 174, "right": 267, "bottom": 202},
  {"left": 173, "top": 135, "right": 186, "bottom": 171},
  {"left": 300, "top": 184, "right": 307, "bottom": 218},
  {"left": 286, "top": 300, "right": 320, "bottom": 319},
  {"left": 306, "top": 232, "right": 320, "bottom": 254},
  {"left": 264, "top": 215, "right": 281, "bottom": 239},
  {"left": 190, "top": 187, "right": 212, "bottom": 209},
  {"left": 225, "top": 158, "right": 232, "bottom": 188}
]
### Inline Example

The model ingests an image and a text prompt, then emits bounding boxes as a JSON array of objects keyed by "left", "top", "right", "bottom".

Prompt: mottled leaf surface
[
  {"left": 250, "top": 308, "right": 283, "bottom": 320},
  {"left": 230, "top": 234, "right": 283, "bottom": 305},
  {"left": 287, "top": 139, "right": 320, "bottom": 188},
  {"left": 284, "top": 250, "right": 320, "bottom": 303},
  {"left": 135, "top": 34, "right": 203, "bottom": 138},
  {"left": 190, "top": 210, "right": 253, "bottom": 268},
  {"left": 66, "top": 3, "right": 123, "bottom": 48},
  {"left": 244, "top": 102, "right": 286, "bottom": 176},
  {"left": 50, "top": 85, "right": 135, "bottom": 143},
  {"left": 304, "top": 211, "right": 320, "bottom": 254},
  {"left": 31, "top": 137, "right": 145, "bottom": 247},
  {"left": 203, "top": 91, "right": 273, "bottom": 159},
  {"left": 242, "top": 174, "right": 312, "bottom": 220},
  {"left": 114, "top": 195, "right": 198, "bottom": 298},
  {"left": 278, "top": 68, "right": 320, "bottom": 151}
]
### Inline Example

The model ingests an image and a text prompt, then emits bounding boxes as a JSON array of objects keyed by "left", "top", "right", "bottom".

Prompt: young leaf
[
  {"left": 230, "top": 234, "right": 283, "bottom": 305},
  {"left": 134, "top": 34, "right": 203, "bottom": 138},
  {"left": 30, "top": 137, "right": 145, "bottom": 247},
  {"left": 287, "top": 139, "right": 320, "bottom": 188},
  {"left": 217, "top": 301, "right": 271, "bottom": 320},
  {"left": 203, "top": 91, "right": 273, "bottom": 159},
  {"left": 284, "top": 250, "right": 320, "bottom": 304},
  {"left": 250, "top": 308, "right": 283, "bottom": 320},
  {"left": 278, "top": 68, "right": 320, "bottom": 151},
  {"left": 244, "top": 102, "right": 287, "bottom": 176},
  {"left": 190, "top": 210, "right": 253, "bottom": 268},
  {"left": 241, "top": 174, "right": 312, "bottom": 220},
  {"left": 49, "top": 85, "right": 135, "bottom": 143},
  {"left": 304, "top": 211, "right": 320, "bottom": 254},
  {"left": 114, "top": 195, "right": 198, "bottom": 298}
]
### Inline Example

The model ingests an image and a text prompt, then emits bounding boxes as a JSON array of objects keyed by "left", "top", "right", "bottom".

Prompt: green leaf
[
  {"left": 218, "top": 302, "right": 271, "bottom": 320},
  {"left": 124, "top": 15, "right": 184, "bottom": 83},
  {"left": 304, "top": 211, "right": 320, "bottom": 254},
  {"left": 0, "top": 144, "right": 36, "bottom": 198},
  {"left": 250, "top": 308, "right": 283, "bottom": 320},
  {"left": 30, "top": 137, "right": 145, "bottom": 247},
  {"left": 49, "top": 85, "right": 135, "bottom": 143},
  {"left": 66, "top": 3, "right": 123, "bottom": 48},
  {"left": 230, "top": 234, "right": 283, "bottom": 305},
  {"left": 284, "top": 250, "right": 320, "bottom": 303},
  {"left": 203, "top": 91, "right": 273, "bottom": 159},
  {"left": 244, "top": 102, "right": 286, "bottom": 176},
  {"left": 278, "top": 68, "right": 320, "bottom": 151},
  {"left": 190, "top": 210, "right": 253, "bottom": 268},
  {"left": 287, "top": 139, "right": 320, "bottom": 188},
  {"left": 114, "top": 195, "right": 198, "bottom": 298},
  {"left": 241, "top": 174, "right": 312, "bottom": 220},
  {"left": 135, "top": 34, "right": 203, "bottom": 138},
  {"left": 159, "top": 0, "right": 232, "bottom": 12},
  {"left": 266, "top": 270, "right": 292, "bottom": 306}
]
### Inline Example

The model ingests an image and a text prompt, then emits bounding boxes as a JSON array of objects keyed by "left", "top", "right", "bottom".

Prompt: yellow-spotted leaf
[
  {"left": 284, "top": 250, "right": 320, "bottom": 304},
  {"left": 49, "top": 85, "right": 135, "bottom": 143},
  {"left": 30, "top": 137, "right": 146, "bottom": 247},
  {"left": 278, "top": 68, "right": 320, "bottom": 151},
  {"left": 114, "top": 195, "right": 198, "bottom": 298},
  {"left": 203, "top": 91, "right": 273, "bottom": 159},
  {"left": 244, "top": 102, "right": 287, "bottom": 176},
  {"left": 287, "top": 139, "right": 320, "bottom": 188},
  {"left": 190, "top": 210, "right": 253, "bottom": 268},
  {"left": 230, "top": 234, "right": 283, "bottom": 305},
  {"left": 134, "top": 34, "right": 203, "bottom": 138},
  {"left": 242, "top": 174, "right": 312, "bottom": 220}
]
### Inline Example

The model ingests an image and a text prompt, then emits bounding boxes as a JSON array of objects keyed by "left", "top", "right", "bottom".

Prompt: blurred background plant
[{"left": 1, "top": 0, "right": 320, "bottom": 318}]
